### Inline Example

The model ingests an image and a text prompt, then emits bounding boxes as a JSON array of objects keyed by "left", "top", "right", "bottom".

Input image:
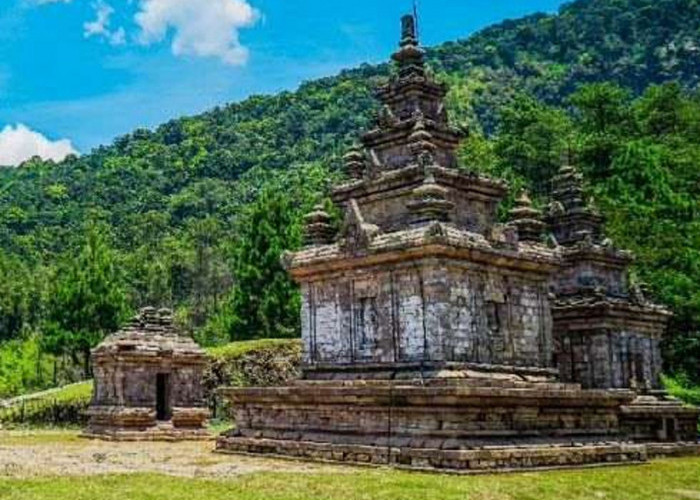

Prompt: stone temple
[
  {"left": 216, "top": 15, "right": 699, "bottom": 471},
  {"left": 85, "top": 307, "right": 210, "bottom": 441}
]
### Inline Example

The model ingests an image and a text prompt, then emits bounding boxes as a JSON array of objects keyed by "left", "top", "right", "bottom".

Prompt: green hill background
[{"left": 1, "top": 0, "right": 699, "bottom": 395}]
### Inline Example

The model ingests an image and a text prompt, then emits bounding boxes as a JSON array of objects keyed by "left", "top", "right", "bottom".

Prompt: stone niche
[
  {"left": 216, "top": 14, "right": 699, "bottom": 472},
  {"left": 84, "top": 307, "right": 210, "bottom": 441}
]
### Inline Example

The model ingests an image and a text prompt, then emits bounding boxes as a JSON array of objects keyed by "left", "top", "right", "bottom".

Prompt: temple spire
[
  {"left": 362, "top": 14, "right": 460, "bottom": 173},
  {"left": 401, "top": 14, "right": 418, "bottom": 46},
  {"left": 546, "top": 158, "right": 604, "bottom": 245},
  {"left": 508, "top": 191, "right": 545, "bottom": 243},
  {"left": 392, "top": 14, "right": 426, "bottom": 78}
]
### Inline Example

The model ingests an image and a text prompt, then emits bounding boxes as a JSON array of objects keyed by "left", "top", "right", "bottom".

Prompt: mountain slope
[{"left": 0, "top": 0, "right": 700, "bottom": 383}]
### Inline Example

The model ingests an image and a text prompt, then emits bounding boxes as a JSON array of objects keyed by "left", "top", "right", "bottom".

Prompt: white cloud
[
  {"left": 135, "top": 0, "right": 259, "bottom": 65},
  {"left": 0, "top": 124, "right": 78, "bottom": 166},
  {"left": 84, "top": 1, "right": 126, "bottom": 46}
]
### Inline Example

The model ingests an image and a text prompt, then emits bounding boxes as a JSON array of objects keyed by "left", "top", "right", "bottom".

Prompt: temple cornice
[
  {"left": 284, "top": 222, "right": 560, "bottom": 279},
  {"left": 332, "top": 164, "right": 507, "bottom": 204}
]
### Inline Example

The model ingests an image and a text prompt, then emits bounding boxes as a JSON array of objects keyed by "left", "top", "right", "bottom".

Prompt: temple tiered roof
[{"left": 92, "top": 307, "right": 205, "bottom": 360}]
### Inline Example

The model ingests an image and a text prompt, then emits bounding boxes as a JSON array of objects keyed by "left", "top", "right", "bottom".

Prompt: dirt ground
[{"left": 0, "top": 430, "right": 342, "bottom": 479}]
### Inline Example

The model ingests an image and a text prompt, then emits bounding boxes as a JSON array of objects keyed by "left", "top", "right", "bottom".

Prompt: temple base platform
[
  {"left": 216, "top": 378, "right": 698, "bottom": 472},
  {"left": 83, "top": 406, "right": 212, "bottom": 441}
]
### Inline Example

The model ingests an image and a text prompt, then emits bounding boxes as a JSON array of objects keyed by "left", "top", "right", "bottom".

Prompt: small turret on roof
[
  {"left": 547, "top": 159, "right": 604, "bottom": 246},
  {"left": 304, "top": 204, "right": 335, "bottom": 246},
  {"left": 508, "top": 191, "right": 546, "bottom": 243}
]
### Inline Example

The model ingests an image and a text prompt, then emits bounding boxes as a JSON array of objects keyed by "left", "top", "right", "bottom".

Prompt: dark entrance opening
[
  {"left": 665, "top": 418, "right": 678, "bottom": 442},
  {"left": 156, "top": 373, "right": 171, "bottom": 421}
]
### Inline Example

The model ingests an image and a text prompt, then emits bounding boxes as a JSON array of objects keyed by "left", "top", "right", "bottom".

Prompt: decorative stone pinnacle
[
  {"left": 138, "top": 306, "right": 172, "bottom": 326},
  {"left": 407, "top": 167, "right": 454, "bottom": 224},
  {"left": 512, "top": 191, "right": 538, "bottom": 217},
  {"left": 409, "top": 117, "right": 436, "bottom": 163},
  {"left": 343, "top": 144, "right": 366, "bottom": 179},
  {"left": 548, "top": 158, "right": 606, "bottom": 246},
  {"left": 508, "top": 191, "right": 545, "bottom": 242},
  {"left": 400, "top": 15, "right": 418, "bottom": 47},
  {"left": 551, "top": 162, "right": 586, "bottom": 213},
  {"left": 392, "top": 14, "right": 426, "bottom": 77},
  {"left": 304, "top": 204, "right": 335, "bottom": 246},
  {"left": 128, "top": 306, "right": 177, "bottom": 336}
]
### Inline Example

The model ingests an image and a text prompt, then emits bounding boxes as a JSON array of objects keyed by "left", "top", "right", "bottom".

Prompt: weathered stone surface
[
  {"left": 217, "top": 436, "right": 649, "bottom": 472},
  {"left": 84, "top": 307, "right": 210, "bottom": 441},
  {"left": 548, "top": 161, "right": 671, "bottom": 392}
]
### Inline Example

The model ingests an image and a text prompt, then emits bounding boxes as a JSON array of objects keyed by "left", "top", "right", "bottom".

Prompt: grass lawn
[{"left": 1, "top": 456, "right": 699, "bottom": 500}]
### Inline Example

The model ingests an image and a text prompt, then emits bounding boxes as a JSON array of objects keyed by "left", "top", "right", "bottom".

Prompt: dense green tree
[
  {"left": 0, "top": 253, "right": 45, "bottom": 341},
  {"left": 493, "top": 95, "right": 573, "bottom": 195},
  {"left": 568, "top": 83, "right": 634, "bottom": 179},
  {"left": 225, "top": 188, "right": 303, "bottom": 341},
  {"left": 41, "top": 224, "right": 130, "bottom": 378}
]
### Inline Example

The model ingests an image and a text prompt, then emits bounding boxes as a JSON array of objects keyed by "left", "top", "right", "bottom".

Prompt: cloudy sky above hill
[{"left": 0, "top": 0, "right": 565, "bottom": 165}]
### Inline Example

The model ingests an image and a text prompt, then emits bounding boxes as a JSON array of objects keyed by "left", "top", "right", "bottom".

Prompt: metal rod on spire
[{"left": 413, "top": 0, "right": 420, "bottom": 41}]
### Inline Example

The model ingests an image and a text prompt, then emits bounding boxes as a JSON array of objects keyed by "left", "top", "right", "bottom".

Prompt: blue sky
[{"left": 0, "top": 0, "right": 567, "bottom": 164}]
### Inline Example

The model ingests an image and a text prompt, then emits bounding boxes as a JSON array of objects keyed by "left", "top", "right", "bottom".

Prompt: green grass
[
  {"left": 0, "top": 458, "right": 699, "bottom": 500},
  {"left": 0, "top": 429, "right": 84, "bottom": 446},
  {"left": 0, "top": 381, "right": 93, "bottom": 426},
  {"left": 205, "top": 338, "right": 301, "bottom": 359},
  {"left": 206, "top": 418, "right": 233, "bottom": 434}
]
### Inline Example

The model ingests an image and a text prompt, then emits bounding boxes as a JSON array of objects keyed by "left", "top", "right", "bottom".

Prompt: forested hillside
[{"left": 1, "top": 0, "right": 700, "bottom": 395}]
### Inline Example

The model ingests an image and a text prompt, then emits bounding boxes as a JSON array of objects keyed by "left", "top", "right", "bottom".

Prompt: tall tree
[
  {"left": 494, "top": 95, "right": 573, "bottom": 195},
  {"left": 42, "top": 223, "right": 129, "bottom": 378},
  {"left": 224, "top": 187, "right": 304, "bottom": 341}
]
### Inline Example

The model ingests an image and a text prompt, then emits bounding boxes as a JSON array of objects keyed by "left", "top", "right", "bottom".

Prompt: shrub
[
  {"left": 204, "top": 339, "right": 301, "bottom": 417},
  {"left": 663, "top": 374, "right": 700, "bottom": 407}
]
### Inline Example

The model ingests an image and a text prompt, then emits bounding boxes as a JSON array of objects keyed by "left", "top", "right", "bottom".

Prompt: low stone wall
[
  {"left": 621, "top": 399, "right": 699, "bottom": 443},
  {"left": 217, "top": 378, "right": 700, "bottom": 472}
]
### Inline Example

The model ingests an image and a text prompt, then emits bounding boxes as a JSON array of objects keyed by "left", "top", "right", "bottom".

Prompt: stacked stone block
[{"left": 84, "top": 307, "right": 210, "bottom": 441}]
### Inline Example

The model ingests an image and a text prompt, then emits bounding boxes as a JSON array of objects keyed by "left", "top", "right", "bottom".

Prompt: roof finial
[
  {"left": 401, "top": 14, "right": 418, "bottom": 47},
  {"left": 394, "top": 13, "right": 425, "bottom": 76},
  {"left": 413, "top": 0, "right": 420, "bottom": 41}
]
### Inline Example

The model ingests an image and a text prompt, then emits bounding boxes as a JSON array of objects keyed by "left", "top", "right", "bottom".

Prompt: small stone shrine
[
  {"left": 84, "top": 307, "right": 210, "bottom": 441},
  {"left": 216, "top": 15, "right": 699, "bottom": 471},
  {"left": 546, "top": 162, "right": 699, "bottom": 441}
]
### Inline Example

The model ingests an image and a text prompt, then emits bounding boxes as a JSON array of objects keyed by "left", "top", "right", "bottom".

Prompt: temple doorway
[{"left": 156, "top": 373, "right": 171, "bottom": 421}]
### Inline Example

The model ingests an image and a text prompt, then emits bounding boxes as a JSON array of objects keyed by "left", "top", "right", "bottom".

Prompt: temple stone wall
[
  {"left": 557, "top": 330, "right": 664, "bottom": 390},
  {"left": 556, "top": 259, "right": 629, "bottom": 297},
  {"left": 333, "top": 168, "right": 502, "bottom": 237},
  {"left": 369, "top": 137, "right": 458, "bottom": 172},
  {"left": 302, "top": 262, "right": 552, "bottom": 370}
]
